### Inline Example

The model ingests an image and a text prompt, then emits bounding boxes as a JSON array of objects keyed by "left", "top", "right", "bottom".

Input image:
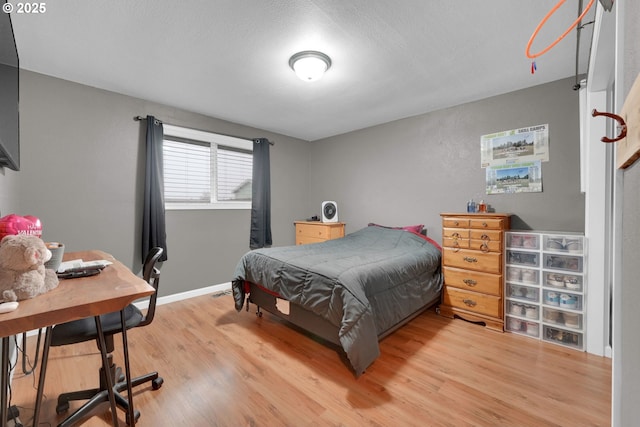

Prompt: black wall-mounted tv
[{"left": 0, "top": 6, "right": 19, "bottom": 171}]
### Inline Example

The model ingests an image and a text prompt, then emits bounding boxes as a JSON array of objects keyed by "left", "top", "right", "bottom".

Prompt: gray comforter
[{"left": 232, "top": 225, "right": 443, "bottom": 375}]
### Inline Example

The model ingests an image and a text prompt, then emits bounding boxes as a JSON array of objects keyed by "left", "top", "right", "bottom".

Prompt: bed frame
[{"left": 244, "top": 281, "right": 440, "bottom": 356}]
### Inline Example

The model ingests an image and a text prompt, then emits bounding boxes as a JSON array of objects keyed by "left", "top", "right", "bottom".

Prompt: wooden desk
[{"left": 0, "top": 250, "right": 154, "bottom": 427}]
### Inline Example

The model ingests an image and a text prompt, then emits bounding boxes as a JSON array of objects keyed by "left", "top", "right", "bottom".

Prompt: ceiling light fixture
[{"left": 289, "top": 51, "right": 332, "bottom": 82}]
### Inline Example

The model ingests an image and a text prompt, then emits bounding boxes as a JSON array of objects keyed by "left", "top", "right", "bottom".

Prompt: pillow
[
  {"left": 368, "top": 223, "right": 441, "bottom": 251},
  {"left": 407, "top": 230, "right": 442, "bottom": 251},
  {"left": 368, "top": 223, "right": 424, "bottom": 234}
]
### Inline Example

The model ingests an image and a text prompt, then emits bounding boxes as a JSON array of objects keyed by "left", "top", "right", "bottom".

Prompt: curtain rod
[{"left": 134, "top": 116, "right": 274, "bottom": 145}]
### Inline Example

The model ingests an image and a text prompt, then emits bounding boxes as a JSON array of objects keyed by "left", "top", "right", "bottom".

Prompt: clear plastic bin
[
  {"left": 506, "top": 284, "right": 538, "bottom": 301},
  {"left": 506, "top": 316, "right": 539, "bottom": 337},
  {"left": 543, "top": 290, "right": 582, "bottom": 310},
  {"left": 506, "top": 249, "right": 540, "bottom": 267},
  {"left": 543, "top": 234, "right": 585, "bottom": 254},
  {"left": 543, "top": 307, "right": 582, "bottom": 329},
  {"left": 543, "top": 253, "right": 583, "bottom": 273},
  {"left": 507, "top": 233, "right": 540, "bottom": 250},
  {"left": 543, "top": 325, "right": 583, "bottom": 349},
  {"left": 543, "top": 271, "right": 583, "bottom": 291},
  {"left": 507, "top": 266, "right": 539, "bottom": 284}
]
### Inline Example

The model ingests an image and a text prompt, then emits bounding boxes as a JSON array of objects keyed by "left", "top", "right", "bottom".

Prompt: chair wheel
[
  {"left": 125, "top": 409, "right": 141, "bottom": 426},
  {"left": 152, "top": 377, "right": 164, "bottom": 390},
  {"left": 56, "top": 402, "right": 69, "bottom": 415}
]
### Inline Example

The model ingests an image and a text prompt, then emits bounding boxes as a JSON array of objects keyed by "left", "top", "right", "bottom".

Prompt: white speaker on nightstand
[{"left": 321, "top": 201, "right": 338, "bottom": 223}]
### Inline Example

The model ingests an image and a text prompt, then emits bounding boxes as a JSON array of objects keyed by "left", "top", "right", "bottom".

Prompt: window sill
[{"left": 166, "top": 202, "right": 251, "bottom": 211}]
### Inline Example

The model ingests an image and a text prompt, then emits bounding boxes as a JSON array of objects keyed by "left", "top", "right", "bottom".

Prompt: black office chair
[{"left": 49, "top": 247, "right": 165, "bottom": 426}]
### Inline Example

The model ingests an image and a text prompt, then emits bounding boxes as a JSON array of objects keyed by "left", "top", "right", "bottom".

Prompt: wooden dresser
[
  {"left": 294, "top": 221, "right": 345, "bottom": 245},
  {"left": 438, "top": 213, "right": 510, "bottom": 331}
]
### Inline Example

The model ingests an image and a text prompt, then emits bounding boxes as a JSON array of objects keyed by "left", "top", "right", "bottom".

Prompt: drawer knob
[
  {"left": 462, "top": 299, "right": 477, "bottom": 307},
  {"left": 482, "top": 222, "right": 488, "bottom": 228},
  {"left": 463, "top": 256, "right": 478, "bottom": 263},
  {"left": 463, "top": 279, "right": 477, "bottom": 286},
  {"left": 480, "top": 242, "right": 490, "bottom": 253},
  {"left": 454, "top": 221, "right": 459, "bottom": 226},
  {"left": 481, "top": 233, "right": 490, "bottom": 240}
]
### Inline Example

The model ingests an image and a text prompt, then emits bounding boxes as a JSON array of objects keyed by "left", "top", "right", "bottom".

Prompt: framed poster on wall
[{"left": 481, "top": 124, "right": 549, "bottom": 168}]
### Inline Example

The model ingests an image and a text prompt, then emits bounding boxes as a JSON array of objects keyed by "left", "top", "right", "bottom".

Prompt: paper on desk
[{"left": 57, "top": 259, "right": 113, "bottom": 273}]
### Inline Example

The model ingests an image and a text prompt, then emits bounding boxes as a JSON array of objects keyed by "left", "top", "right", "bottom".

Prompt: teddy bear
[{"left": 0, "top": 234, "right": 59, "bottom": 302}]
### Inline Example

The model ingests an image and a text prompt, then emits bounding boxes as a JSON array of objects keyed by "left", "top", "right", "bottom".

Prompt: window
[{"left": 163, "top": 124, "right": 253, "bottom": 210}]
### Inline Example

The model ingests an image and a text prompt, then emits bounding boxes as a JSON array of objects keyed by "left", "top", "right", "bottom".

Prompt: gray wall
[
  {"left": 617, "top": 0, "right": 640, "bottom": 424},
  {"left": 1, "top": 71, "right": 584, "bottom": 298},
  {"left": 308, "top": 77, "right": 584, "bottom": 243},
  {"left": 12, "top": 70, "right": 310, "bottom": 296}
]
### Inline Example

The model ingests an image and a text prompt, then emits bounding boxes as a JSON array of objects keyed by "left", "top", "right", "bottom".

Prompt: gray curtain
[
  {"left": 249, "top": 138, "right": 272, "bottom": 249},
  {"left": 142, "top": 115, "right": 168, "bottom": 262}
]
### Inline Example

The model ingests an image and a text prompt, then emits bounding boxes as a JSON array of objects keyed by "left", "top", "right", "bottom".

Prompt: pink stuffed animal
[{"left": 0, "top": 235, "right": 59, "bottom": 302}]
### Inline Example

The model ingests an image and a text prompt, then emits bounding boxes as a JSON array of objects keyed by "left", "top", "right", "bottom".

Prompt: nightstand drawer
[
  {"left": 297, "top": 223, "right": 331, "bottom": 239},
  {"left": 443, "top": 247, "right": 502, "bottom": 274},
  {"left": 294, "top": 221, "right": 345, "bottom": 245},
  {"left": 296, "top": 235, "right": 326, "bottom": 245},
  {"left": 443, "top": 267, "right": 502, "bottom": 296},
  {"left": 443, "top": 287, "right": 501, "bottom": 318}
]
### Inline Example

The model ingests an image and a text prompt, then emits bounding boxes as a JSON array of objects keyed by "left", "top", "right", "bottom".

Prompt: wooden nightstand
[
  {"left": 294, "top": 221, "right": 345, "bottom": 245},
  {"left": 438, "top": 212, "right": 511, "bottom": 331}
]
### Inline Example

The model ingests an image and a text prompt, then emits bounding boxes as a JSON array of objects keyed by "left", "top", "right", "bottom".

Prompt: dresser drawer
[
  {"left": 443, "top": 247, "right": 502, "bottom": 274},
  {"left": 469, "top": 229, "right": 502, "bottom": 243},
  {"left": 442, "top": 217, "right": 469, "bottom": 229},
  {"left": 443, "top": 267, "right": 502, "bottom": 296},
  {"left": 469, "top": 218, "right": 505, "bottom": 230},
  {"left": 442, "top": 227, "right": 469, "bottom": 249},
  {"left": 443, "top": 227, "right": 470, "bottom": 239},
  {"left": 443, "top": 237, "right": 469, "bottom": 249},
  {"left": 442, "top": 287, "right": 502, "bottom": 318},
  {"left": 468, "top": 238, "right": 502, "bottom": 253}
]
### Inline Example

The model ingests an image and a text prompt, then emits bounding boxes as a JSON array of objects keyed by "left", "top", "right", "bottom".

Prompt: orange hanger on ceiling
[{"left": 526, "top": 0, "right": 596, "bottom": 59}]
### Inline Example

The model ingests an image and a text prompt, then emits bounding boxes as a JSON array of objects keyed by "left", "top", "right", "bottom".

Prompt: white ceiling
[{"left": 8, "top": 0, "right": 597, "bottom": 141}]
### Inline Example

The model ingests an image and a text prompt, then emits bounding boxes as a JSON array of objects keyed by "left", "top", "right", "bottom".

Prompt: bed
[{"left": 231, "top": 224, "right": 443, "bottom": 376}]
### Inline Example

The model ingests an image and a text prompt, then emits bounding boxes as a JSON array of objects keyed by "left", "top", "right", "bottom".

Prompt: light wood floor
[{"left": 10, "top": 292, "right": 611, "bottom": 427}]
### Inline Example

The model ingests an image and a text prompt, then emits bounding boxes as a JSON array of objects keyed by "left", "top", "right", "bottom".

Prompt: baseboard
[
  {"left": 25, "top": 282, "right": 233, "bottom": 337},
  {"left": 133, "top": 281, "right": 232, "bottom": 310}
]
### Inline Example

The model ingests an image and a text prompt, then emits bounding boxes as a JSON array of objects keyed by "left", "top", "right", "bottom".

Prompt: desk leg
[
  {"left": 94, "top": 316, "right": 118, "bottom": 427},
  {"left": 1, "top": 336, "right": 9, "bottom": 427},
  {"left": 120, "top": 310, "right": 135, "bottom": 426},
  {"left": 33, "top": 326, "right": 53, "bottom": 426}
]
